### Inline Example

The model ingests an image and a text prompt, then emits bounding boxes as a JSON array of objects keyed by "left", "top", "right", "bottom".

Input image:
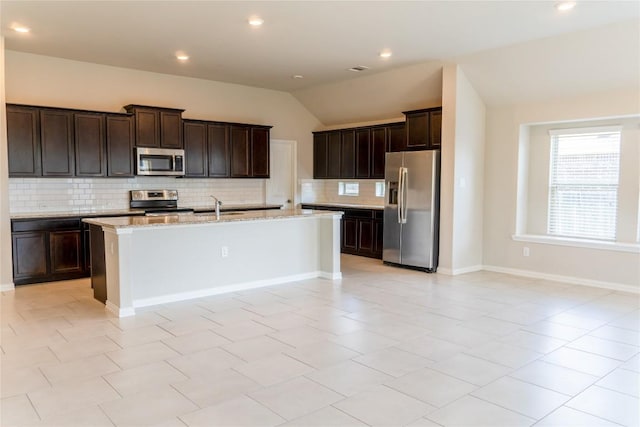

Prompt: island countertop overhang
[{"left": 83, "top": 208, "right": 343, "bottom": 231}]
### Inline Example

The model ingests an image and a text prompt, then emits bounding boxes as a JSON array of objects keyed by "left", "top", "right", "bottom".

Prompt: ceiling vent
[{"left": 348, "top": 65, "right": 369, "bottom": 72}]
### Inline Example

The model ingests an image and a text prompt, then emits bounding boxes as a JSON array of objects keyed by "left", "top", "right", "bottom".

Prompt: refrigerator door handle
[
  {"left": 399, "top": 167, "right": 408, "bottom": 224},
  {"left": 397, "top": 167, "right": 403, "bottom": 223}
]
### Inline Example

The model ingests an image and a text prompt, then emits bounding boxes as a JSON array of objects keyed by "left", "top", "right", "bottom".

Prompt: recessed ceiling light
[
  {"left": 12, "top": 24, "right": 30, "bottom": 33},
  {"left": 379, "top": 51, "right": 392, "bottom": 59},
  {"left": 555, "top": 1, "right": 576, "bottom": 11},
  {"left": 292, "top": 75, "right": 304, "bottom": 79},
  {"left": 248, "top": 16, "right": 264, "bottom": 27},
  {"left": 348, "top": 65, "right": 369, "bottom": 72},
  {"left": 176, "top": 52, "right": 189, "bottom": 61}
]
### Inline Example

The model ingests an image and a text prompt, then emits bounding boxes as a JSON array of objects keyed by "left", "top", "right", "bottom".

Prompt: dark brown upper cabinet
[
  {"left": 74, "top": 112, "right": 106, "bottom": 177},
  {"left": 40, "top": 109, "right": 75, "bottom": 177},
  {"left": 388, "top": 122, "right": 406, "bottom": 152},
  {"left": 403, "top": 107, "right": 442, "bottom": 150},
  {"left": 341, "top": 130, "right": 356, "bottom": 178},
  {"left": 229, "top": 125, "right": 271, "bottom": 178},
  {"left": 313, "top": 132, "right": 328, "bottom": 179},
  {"left": 429, "top": 109, "right": 442, "bottom": 149},
  {"left": 251, "top": 127, "right": 270, "bottom": 178},
  {"left": 230, "top": 126, "right": 250, "bottom": 177},
  {"left": 208, "top": 123, "right": 230, "bottom": 178},
  {"left": 6, "top": 105, "right": 41, "bottom": 177},
  {"left": 124, "top": 105, "right": 184, "bottom": 148},
  {"left": 105, "top": 114, "right": 134, "bottom": 177},
  {"left": 355, "top": 128, "right": 371, "bottom": 178},
  {"left": 313, "top": 122, "right": 404, "bottom": 179},
  {"left": 371, "top": 127, "right": 387, "bottom": 179},
  {"left": 183, "top": 120, "right": 208, "bottom": 177}
]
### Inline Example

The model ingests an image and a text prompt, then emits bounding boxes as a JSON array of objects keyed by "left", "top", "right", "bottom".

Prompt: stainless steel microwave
[{"left": 136, "top": 147, "right": 185, "bottom": 176}]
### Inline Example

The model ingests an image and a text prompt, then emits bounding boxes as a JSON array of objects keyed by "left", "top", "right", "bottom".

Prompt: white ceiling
[{"left": 2, "top": 0, "right": 638, "bottom": 93}]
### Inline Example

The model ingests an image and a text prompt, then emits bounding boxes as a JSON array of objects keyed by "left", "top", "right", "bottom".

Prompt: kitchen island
[{"left": 84, "top": 209, "right": 342, "bottom": 317}]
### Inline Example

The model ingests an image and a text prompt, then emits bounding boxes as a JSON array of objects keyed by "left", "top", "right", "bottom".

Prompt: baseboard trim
[
  {"left": 132, "top": 271, "right": 335, "bottom": 309},
  {"left": 483, "top": 265, "right": 640, "bottom": 294},
  {"left": 437, "top": 265, "right": 484, "bottom": 276},
  {"left": 1, "top": 283, "right": 15, "bottom": 291},
  {"left": 105, "top": 301, "right": 136, "bottom": 318},
  {"left": 319, "top": 272, "right": 343, "bottom": 280}
]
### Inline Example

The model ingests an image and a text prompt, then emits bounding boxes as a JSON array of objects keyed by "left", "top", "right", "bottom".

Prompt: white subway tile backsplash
[
  {"left": 300, "top": 179, "right": 384, "bottom": 207},
  {"left": 8, "top": 177, "right": 266, "bottom": 215}
]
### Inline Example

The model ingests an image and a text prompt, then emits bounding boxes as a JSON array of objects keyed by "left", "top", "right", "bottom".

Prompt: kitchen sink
[{"left": 194, "top": 211, "right": 244, "bottom": 216}]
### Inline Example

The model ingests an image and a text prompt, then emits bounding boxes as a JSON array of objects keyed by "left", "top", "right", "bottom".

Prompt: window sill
[{"left": 512, "top": 234, "right": 640, "bottom": 254}]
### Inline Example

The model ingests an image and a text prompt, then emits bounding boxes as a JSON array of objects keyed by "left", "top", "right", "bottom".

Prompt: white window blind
[{"left": 548, "top": 127, "right": 621, "bottom": 241}]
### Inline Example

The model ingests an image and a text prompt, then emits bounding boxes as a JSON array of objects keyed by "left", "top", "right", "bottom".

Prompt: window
[
  {"left": 375, "top": 182, "right": 385, "bottom": 197},
  {"left": 548, "top": 127, "right": 621, "bottom": 241},
  {"left": 338, "top": 182, "right": 359, "bottom": 196}
]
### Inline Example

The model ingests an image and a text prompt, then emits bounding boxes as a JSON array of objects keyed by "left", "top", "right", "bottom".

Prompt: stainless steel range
[{"left": 130, "top": 190, "right": 194, "bottom": 216}]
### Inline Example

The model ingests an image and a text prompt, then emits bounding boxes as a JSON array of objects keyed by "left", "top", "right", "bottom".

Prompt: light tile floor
[{"left": 1, "top": 254, "right": 639, "bottom": 426}]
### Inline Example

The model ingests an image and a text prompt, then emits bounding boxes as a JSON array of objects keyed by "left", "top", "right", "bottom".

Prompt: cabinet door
[
  {"left": 341, "top": 217, "right": 358, "bottom": 253},
  {"left": 356, "top": 129, "right": 371, "bottom": 178},
  {"left": 429, "top": 109, "right": 442, "bottom": 149},
  {"left": 106, "top": 115, "right": 134, "bottom": 177},
  {"left": 405, "top": 110, "right": 429, "bottom": 150},
  {"left": 326, "top": 131, "right": 341, "bottom": 178},
  {"left": 358, "top": 218, "right": 374, "bottom": 254},
  {"left": 230, "top": 126, "right": 250, "bottom": 177},
  {"left": 371, "top": 127, "right": 387, "bottom": 179},
  {"left": 340, "top": 130, "right": 356, "bottom": 178},
  {"left": 251, "top": 127, "right": 270, "bottom": 178},
  {"left": 133, "top": 109, "right": 159, "bottom": 147},
  {"left": 183, "top": 121, "right": 208, "bottom": 177},
  {"left": 12, "top": 231, "right": 48, "bottom": 282},
  {"left": 41, "top": 109, "right": 74, "bottom": 176},
  {"left": 50, "top": 230, "right": 83, "bottom": 275},
  {"left": 373, "top": 218, "right": 384, "bottom": 258},
  {"left": 388, "top": 123, "right": 406, "bottom": 152},
  {"left": 208, "top": 124, "right": 230, "bottom": 177},
  {"left": 160, "top": 110, "right": 183, "bottom": 148},
  {"left": 6, "top": 105, "right": 41, "bottom": 177},
  {"left": 75, "top": 113, "right": 106, "bottom": 177},
  {"left": 313, "top": 133, "right": 328, "bottom": 179}
]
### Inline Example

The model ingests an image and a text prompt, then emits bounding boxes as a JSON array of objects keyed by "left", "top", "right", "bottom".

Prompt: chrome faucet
[{"left": 210, "top": 195, "right": 222, "bottom": 219}]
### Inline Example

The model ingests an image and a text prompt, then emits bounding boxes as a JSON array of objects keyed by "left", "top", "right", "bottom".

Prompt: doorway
[{"left": 266, "top": 139, "right": 297, "bottom": 209}]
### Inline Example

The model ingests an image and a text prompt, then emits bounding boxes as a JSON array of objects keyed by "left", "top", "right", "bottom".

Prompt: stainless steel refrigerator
[{"left": 383, "top": 150, "right": 440, "bottom": 272}]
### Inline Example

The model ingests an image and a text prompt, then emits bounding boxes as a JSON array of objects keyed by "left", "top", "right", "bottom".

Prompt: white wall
[
  {"left": 483, "top": 89, "right": 640, "bottom": 291},
  {"left": 439, "top": 65, "right": 486, "bottom": 274},
  {"left": 293, "top": 61, "right": 444, "bottom": 126},
  {"left": 4, "top": 51, "right": 321, "bottom": 180},
  {"left": 0, "top": 37, "right": 14, "bottom": 290}
]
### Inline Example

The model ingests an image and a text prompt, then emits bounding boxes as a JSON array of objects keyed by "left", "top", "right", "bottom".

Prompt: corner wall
[
  {"left": 0, "top": 37, "right": 14, "bottom": 290},
  {"left": 483, "top": 89, "right": 640, "bottom": 291},
  {"left": 439, "top": 64, "right": 486, "bottom": 274}
]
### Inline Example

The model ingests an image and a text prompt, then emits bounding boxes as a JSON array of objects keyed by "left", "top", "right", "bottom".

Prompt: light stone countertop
[
  {"left": 300, "top": 202, "right": 384, "bottom": 210},
  {"left": 83, "top": 208, "right": 341, "bottom": 230},
  {"left": 10, "top": 204, "right": 283, "bottom": 220}
]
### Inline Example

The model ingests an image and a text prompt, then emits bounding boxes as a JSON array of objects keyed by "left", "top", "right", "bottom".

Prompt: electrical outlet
[
  {"left": 523, "top": 247, "right": 530, "bottom": 257},
  {"left": 221, "top": 246, "right": 229, "bottom": 258}
]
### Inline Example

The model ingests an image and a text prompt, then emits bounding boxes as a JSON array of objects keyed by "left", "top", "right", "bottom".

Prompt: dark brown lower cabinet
[
  {"left": 49, "top": 231, "right": 83, "bottom": 275},
  {"left": 12, "top": 231, "right": 48, "bottom": 282},
  {"left": 301, "top": 204, "right": 383, "bottom": 259},
  {"left": 11, "top": 217, "right": 88, "bottom": 285}
]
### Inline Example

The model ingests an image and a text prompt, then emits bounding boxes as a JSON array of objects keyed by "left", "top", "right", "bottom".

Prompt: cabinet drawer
[
  {"left": 343, "top": 209, "right": 375, "bottom": 219},
  {"left": 12, "top": 218, "right": 81, "bottom": 232}
]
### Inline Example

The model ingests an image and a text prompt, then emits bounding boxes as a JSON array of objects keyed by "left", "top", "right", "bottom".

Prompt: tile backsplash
[
  {"left": 9, "top": 177, "right": 265, "bottom": 214},
  {"left": 300, "top": 179, "right": 384, "bottom": 207}
]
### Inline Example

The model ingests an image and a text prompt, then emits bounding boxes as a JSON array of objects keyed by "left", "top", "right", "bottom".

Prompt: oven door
[{"left": 136, "top": 147, "right": 185, "bottom": 176}]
